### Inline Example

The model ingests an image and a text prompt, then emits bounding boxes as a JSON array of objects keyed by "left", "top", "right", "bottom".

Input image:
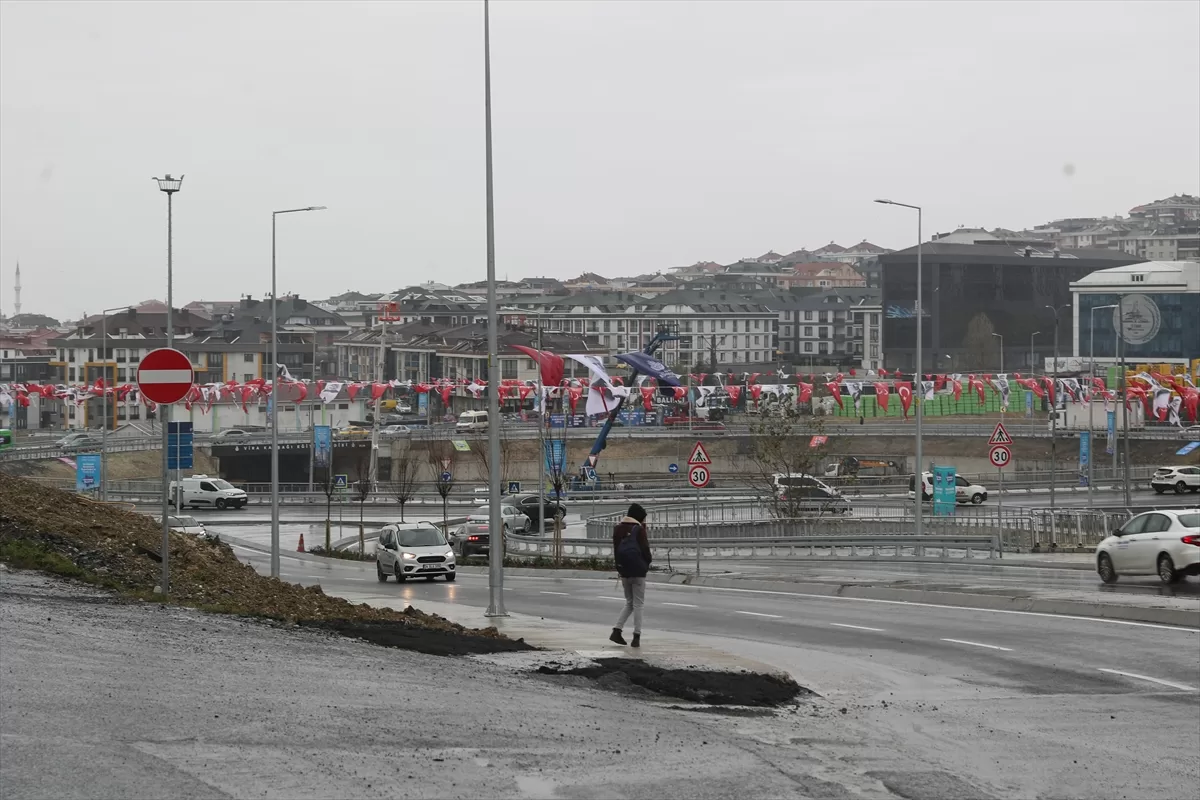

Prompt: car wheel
[
  {"left": 971, "top": 493, "right": 984, "bottom": 505},
  {"left": 1175, "top": 481, "right": 1188, "bottom": 494},
  {"left": 444, "top": 573, "right": 456, "bottom": 582},
  {"left": 1158, "top": 554, "right": 1180, "bottom": 584},
  {"left": 394, "top": 564, "right": 407, "bottom": 583},
  {"left": 1153, "top": 487, "right": 1165, "bottom": 494},
  {"left": 1097, "top": 553, "right": 1118, "bottom": 584},
  {"left": 376, "top": 562, "right": 388, "bottom": 582},
  {"left": 216, "top": 498, "right": 227, "bottom": 510}
]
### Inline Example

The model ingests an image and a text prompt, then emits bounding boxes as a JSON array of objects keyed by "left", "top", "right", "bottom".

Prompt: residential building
[
  {"left": 850, "top": 297, "right": 884, "bottom": 373},
  {"left": 811, "top": 240, "right": 891, "bottom": 265},
  {"left": 781, "top": 262, "right": 867, "bottom": 290},
  {"left": 0, "top": 327, "right": 57, "bottom": 383},
  {"left": 1110, "top": 233, "right": 1200, "bottom": 263},
  {"left": 1071, "top": 260, "right": 1200, "bottom": 364},
  {"left": 611, "top": 273, "right": 678, "bottom": 296},
  {"left": 774, "top": 288, "right": 879, "bottom": 369},
  {"left": 713, "top": 261, "right": 786, "bottom": 291},
  {"left": 878, "top": 242, "right": 1140, "bottom": 372},
  {"left": 666, "top": 260, "right": 724, "bottom": 279},
  {"left": 563, "top": 273, "right": 613, "bottom": 292},
  {"left": 1128, "top": 194, "right": 1200, "bottom": 228}
]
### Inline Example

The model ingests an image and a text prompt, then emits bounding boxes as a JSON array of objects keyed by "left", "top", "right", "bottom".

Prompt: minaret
[{"left": 13, "top": 261, "right": 20, "bottom": 319}]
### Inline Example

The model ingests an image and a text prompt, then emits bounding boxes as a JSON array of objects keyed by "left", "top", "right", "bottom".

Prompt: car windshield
[
  {"left": 211, "top": 479, "right": 235, "bottom": 490},
  {"left": 1179, "top": 513, "right": 1199, "bottom": 529},
  {"left": 396, "top": 529, "right": 447, "bottom": 547},
  {"left": 170, "top": 516, "right": 199, "bottom": 527}
]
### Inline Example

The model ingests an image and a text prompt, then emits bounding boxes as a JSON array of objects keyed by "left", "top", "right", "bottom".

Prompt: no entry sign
[{"left": 137, "top": 348, "right": 194, "bottom": 405}]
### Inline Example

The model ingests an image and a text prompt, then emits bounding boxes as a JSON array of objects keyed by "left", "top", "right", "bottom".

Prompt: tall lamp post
[
  {"left": 99, "top": 305, "right": 133, "bottom": 502},
  {"left": 991, "top": 332, "right": 1004, "bottom": 373},
  {"left": 1045, "top": 302, "right": 1070, "bottom": 543},
  {"left": 270, "top": 206, "right": 326, "bottom": 579},
  {"left": 1029, "top": 331, "right": 1041, "bottom": 374},
  {"left": 1087, "top": 304, "right": 1117, "bottom": 499},
  {"left": 483, "top": 0, "right": 506, "bottom": 617},
  {"left": 152, "top": 174, "right": 182, "bottom": 594},
  {"left": 875, "top": 199, "right": 923, "bottom": 535}
]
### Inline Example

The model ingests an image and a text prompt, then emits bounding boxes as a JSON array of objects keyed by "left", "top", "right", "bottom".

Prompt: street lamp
[
  {"left": 875, "top": 198, "right": 923, "bottom": 535},
  {"left": 152, "top": 174, "right": 182, "bottom": 595},
  {"left": 1087, "top": 304, "right": 1118, "bottom": 501},
  {"left": 270, "top": 205, "right": 327, "bottom": 579},
  {"left": 1029, "top": 331, "right": 1041, "bottom": 375},
  {"left": 291, "top": 323, "right": 322, "bottom": 492},
  {"left": 991, "top": 332, "right": 1004, "bottom": 374},
  {"left": 1045, "top": 302, "right": 1070, "bottom": 543},
  {"left": 99, "top": 305, "right": 133, "bottom": 502}
]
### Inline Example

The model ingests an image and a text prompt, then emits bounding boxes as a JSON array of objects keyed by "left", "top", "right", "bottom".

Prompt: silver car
[{"left": 375, "top": 523, "right": 456, "bottom": 583}]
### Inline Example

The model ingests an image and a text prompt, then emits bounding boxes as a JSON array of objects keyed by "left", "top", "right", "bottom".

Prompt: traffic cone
[{"left": 297, "top": 534, "right": 306, "bottom": 552}]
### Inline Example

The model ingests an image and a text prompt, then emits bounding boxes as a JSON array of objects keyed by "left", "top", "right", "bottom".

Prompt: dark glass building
[
  {"left": 879, "top": 243, "right": 1140, "bottom": 372},
  {"left": 1072, "top": 261, "right": 1200, "bottom": 360}
]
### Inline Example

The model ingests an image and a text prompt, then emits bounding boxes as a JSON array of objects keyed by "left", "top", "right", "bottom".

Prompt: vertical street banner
[
  {"left": 932, "top": 465, "right": 957, "bottom": 517},
  {"left": 75, "top": 453, "right": 101, "bottom": 493},
  {"left": 1025, "top": 390, "right": 1033, "bottom": 418},
  {"left": 1078, "top": 431, "right": 1090, "bottom": 486},
  {"left": 313, "top": 425, "right": 332, "bottom": 468},
  {"left": 418, "top": 392, "right": 428, "bottom": 417},
  {"left": 543, "top": 439, "right": 566, "bottom": 477},
  {"left": 266, "top": 393, "right": 274, "bottom": 425},
  {"left": 1106, "top": 410, "right": 1116, "bottom": 455}
]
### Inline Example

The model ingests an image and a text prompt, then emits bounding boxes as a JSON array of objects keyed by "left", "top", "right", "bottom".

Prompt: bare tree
[
  {"left": 427, "top": 439, "right": 456, "bottom": 533},
  {"left": 473, "top": 425, "right": 515, "bottom": 491},
  {"left": 351, "top": 446, "right": 373, "bottom": 544},
  {"left": 317, "top": 465, "right": 337, "bottom": 550},
  {"left": 391, "top": 451, "right": 420, "bottom": 522},
  {"left": 963, "top": 313, "right": 1000, "bottom": 371},
  {"left": 746, "top": 410, "right": 831, "bottom": 518}
]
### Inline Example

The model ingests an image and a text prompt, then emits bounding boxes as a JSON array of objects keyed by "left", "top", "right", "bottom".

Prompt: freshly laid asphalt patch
[
  {"left": 537, "top": 657, "right": 807, "bottom": 706},
  {"left": 302, "top": 619, "right": 538, "bottom": 657}
]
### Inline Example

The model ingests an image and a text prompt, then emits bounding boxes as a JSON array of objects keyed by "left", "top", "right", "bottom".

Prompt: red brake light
[
  {"left": 468, "top": 535, "right": 480, "bottom": 541},
  {"left": 1182, "top": 535, "right": 1200, "bottom": 546}
]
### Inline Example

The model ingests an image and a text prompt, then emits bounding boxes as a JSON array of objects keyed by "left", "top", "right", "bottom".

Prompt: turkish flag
[
  {"left": 797, "top": 382, "right": 813, "bottom": 404},
  {"left": 874, "top": 381, "right": 890, "bottom": 411},
  {"left": 897, "top": 382, "right": 913, "bottom": 418}
]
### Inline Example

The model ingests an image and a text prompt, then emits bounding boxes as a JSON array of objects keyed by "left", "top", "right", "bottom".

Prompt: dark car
[
  {"left": 451, "top": 522, "right": 493, "bottom": 558},
  {"left": 511, "top": 493, "right": 566, "bottom": 524}
]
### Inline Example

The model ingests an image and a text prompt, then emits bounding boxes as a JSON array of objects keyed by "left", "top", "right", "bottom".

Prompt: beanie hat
[{"left": 627, "top": 502, "right": 647, "bottom": 523}]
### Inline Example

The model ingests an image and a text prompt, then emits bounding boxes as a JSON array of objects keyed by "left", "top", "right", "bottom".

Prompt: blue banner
[
  {"left": 76, "top": 453, "right": 101, "bottom": 493},
  {"left": 932, "top": 465, "right": 957, "bottom": 517},
  {"left": 266, "top": 394, "right": 274, "bottom": 425},
  {"left": 1079, "top": 431, "right": 1090, "bottom": 486},
  {"left": 1025, "top": 390, "right": 1033, "bottom": 418},
  {"left": 313, "top": 425, "right": 332, "bottom": 468},
  {"left": 613, "top": 351, "right": 682, "bottom": 387},
  {"left": 544, "top": 439, "right": 567, "bottom": 476},
  {"left": 418, "top": 392, "right": 428, "bottom": 417},
  {"left": 167, "top": 421, "right": 193, "bottom": 471},
  {"left": 1106, "top": 410, "right": 1116, "bottom": 455}
]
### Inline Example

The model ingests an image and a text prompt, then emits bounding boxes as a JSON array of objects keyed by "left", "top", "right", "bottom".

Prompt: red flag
[
  {"left": 640, "top": 386, "right": 655, "bottom": 410},
  {"left": 726, "top": 385, "right": 742, "bottom": 405},
  {"left": 950, "top": 377, "right": 962, "bottom": 402},
  {"left": 796, "top": 382, "right": 812, "bottom": 404},
  {"left": 511, "top": 345, "right": 564, "bottom": 388},
  {"left": 897, "top": 382, "right": 913, "bottom": 418},
  {"left": 440, "top": 385, "right": 453, "bottom": 406},
  {"left": 567, "top": 385, "right": 583, "bottom": 413},
  {"left": 874, "top": 381, "right": 890, "bottom": 411},
  {"left": 825, "top": 382, "right": 843, "bottom": 409},
  {"left": 370, "top": 383, "right": 388, "bottom": 401}
]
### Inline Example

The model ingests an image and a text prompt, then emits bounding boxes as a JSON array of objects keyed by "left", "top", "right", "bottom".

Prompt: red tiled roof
[{"left": 812, "top": 241, "right": 846, "bottom": 254}]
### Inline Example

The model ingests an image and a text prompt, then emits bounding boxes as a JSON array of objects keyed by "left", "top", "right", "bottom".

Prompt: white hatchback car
[
  {"left": 375, "top": 523, "right": 456, "bottom": 583},
  {"left": 467, "top": 504, "right": 530, "bottom": 534},
  {"left": 1095, "top": 509, "right": 1200, "bottom": 584},
  {"left": 1150, "top": 466, "right": 1200, "bottom": 495}
]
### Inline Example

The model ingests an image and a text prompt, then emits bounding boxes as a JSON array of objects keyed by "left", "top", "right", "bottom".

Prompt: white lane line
[
  {"left": 1097, "top": 668, "right": 1198, "bottom": 692},
  {"left": 663, "top": 602, "right": 699, "bottom": 608},
  {"left": 830, "top": 623, "right": 885, "bottom": 632},
  {"left": 539, "top": 591, "right": 570, "bottom": 596},
  {"left": 942, "top": 638, "right": 1013, "bottom": 652},
  {"left": 597, "top": 596, "right": 626, "bottom": 601},
  {"left": 735, "top": 611, "right": 782, "bottom": 619}
]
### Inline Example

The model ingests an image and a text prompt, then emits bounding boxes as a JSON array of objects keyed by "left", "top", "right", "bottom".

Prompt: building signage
[{"left": 1114, "top": 294, "right": 1162, "bottom": 346}]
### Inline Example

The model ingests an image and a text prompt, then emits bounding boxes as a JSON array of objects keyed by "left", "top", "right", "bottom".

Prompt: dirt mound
[
  {"left": 302, "top": 619, "right": 533, "bottom": 657},
  {"left": 0, "top": 474, "right": 519, "bottom": 652},
  {"left": 537, "top": 658, "right": 806, "bottom": 707}
]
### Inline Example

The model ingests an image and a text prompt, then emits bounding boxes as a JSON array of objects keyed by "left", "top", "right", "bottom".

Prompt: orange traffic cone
[{"left": 297, "top": 534, "right": 306, "bottom": 552}]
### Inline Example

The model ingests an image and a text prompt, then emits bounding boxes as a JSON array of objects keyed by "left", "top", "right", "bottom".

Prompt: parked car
[
  {"left": 456, "top": 410, "right": 489, "bottom": 433},
  {"left": 57, "top": 432, "right": 101, "bottom": 451},
  {"left": 1151, "top": 466, "right": 1200, "bottom": 494},
  {"left": 466, "top": 504, "right": 530, "bottom": 534},
  {"left": 375, "top": 523, "right": 456, "bottom": 582},
  {"left": 156, "top": 515, "right": 206, "bottom": 536},
  {"left": 210, "top": 428, "right": 250, "bottom": 440},
  {"left": 908, "top": 472, "right": 988, "bottom": 504},
  {"left": 1095, "top": 509, "right": 1200, "bottom": 584},
  {"left": 450, "top": 522, "right": 494, "bottom": 558},
  {"left": 168, "top": 475, "right": 248, "bottom": 510},
  {"left": 379, "top": 424, "right": 411, "bottom": 438},
  {"left": 334, "top": 425, "right": 371, "bottom": 438},
  {"left": 510, "top": 493, "right": 567, "bottom": 524}
]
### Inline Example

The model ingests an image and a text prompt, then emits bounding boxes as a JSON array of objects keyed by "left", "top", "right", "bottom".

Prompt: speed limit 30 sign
[
  {"left": 688, "top": 464, "right": 711, "bottom": 488},
  {"left": 989, "top": 444, "right": 1011, "bottom": 469}
]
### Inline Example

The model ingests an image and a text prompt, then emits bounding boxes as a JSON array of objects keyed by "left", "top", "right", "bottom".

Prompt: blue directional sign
[
  {"left": 507, "top": 481, "right": 521, "bottom": 494},
  {"left": 440, "top": 471, "right": 452, "bottom": 482},
  {"left": 75, "top": 453, "right": 101, "bottom": 493},
  {"left": 333, "top": 474, "right": 349, "bottom": 491},
  {"left": 1177, "top": 441, "right": 1200, "bottom": 456},
  {"left": 583, "top": 466, "right": 598, "bottom": 484},
  {"left": 167, "top": 421, "right": 193, "bottom": 471},
  {"left": 668, "top": 463, "right": 679, "bottom": 474}
]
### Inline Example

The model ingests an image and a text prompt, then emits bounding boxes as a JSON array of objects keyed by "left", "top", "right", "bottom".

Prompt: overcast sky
[{"left": 1, "top": 0, "right": 1197, "bottom": 322}]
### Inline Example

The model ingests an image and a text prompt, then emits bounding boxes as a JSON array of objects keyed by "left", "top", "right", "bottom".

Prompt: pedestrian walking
[{"left": 610, "top": 502, "right": 651, "bottom": 648}]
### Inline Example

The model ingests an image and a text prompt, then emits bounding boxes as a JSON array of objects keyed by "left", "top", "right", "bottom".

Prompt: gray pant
[{"left": 614, "top": 577, "right": 645, "bottom": 634}]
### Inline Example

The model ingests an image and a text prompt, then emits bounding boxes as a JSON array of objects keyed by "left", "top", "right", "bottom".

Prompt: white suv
[
  {"left": 1151, "top": 466, "right": 1200, "bottom": 495},
  {"left": 168, "top": 475, "right": 248, "bottom": 510},
  {"left": 909, "top": 472, "right": 988, "bottom": 504},
  {"left": 1096, "top": 509, "right": 1200, "bottom": 584},
  {"left": 375, "top": 523, "right": 456, "bottom": 583}
]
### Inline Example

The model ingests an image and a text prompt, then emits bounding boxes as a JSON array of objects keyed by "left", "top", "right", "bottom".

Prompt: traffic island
[{"left": 0, "top": 474, "right": 526, "bottom": 656}]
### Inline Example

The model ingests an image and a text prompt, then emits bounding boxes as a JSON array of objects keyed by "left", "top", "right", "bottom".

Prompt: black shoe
[
  {"left": 631, "top": 633, "right": 641, "bottom": 648},
  {"left": 609, "top": 628, "right": 627, "bottom": 645}
]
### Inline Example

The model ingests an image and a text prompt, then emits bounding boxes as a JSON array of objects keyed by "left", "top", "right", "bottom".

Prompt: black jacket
[{"left": 613, "top": 516, "right": 652, "bottom": 578}]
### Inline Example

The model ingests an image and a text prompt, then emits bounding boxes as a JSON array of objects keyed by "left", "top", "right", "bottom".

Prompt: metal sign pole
[
  {"left": 997, "top": 466, "right": 1003, "bottom": 555},
  {"left": 694, "top": 480, "right": 701, "bottom": 575}
]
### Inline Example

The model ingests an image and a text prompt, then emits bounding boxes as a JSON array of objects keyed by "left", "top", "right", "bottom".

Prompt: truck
[{"left": 1048, "top": 401, "right": 1143, "bottom": 434}]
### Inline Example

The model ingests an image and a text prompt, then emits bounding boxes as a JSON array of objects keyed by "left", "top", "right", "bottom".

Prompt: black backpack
[{"left": 615, "top": 525, "right": 646, "bottom": 576}]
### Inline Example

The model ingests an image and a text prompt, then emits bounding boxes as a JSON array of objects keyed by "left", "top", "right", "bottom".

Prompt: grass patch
[
  {"left": 457, "top": 554, "right": 617, "bottom": 571},
  {"left": 0, "top": 538, "right": 88, "bottom": 579},
  {"left": 306, "top": 546, "right": 374, "bottom": 562}
]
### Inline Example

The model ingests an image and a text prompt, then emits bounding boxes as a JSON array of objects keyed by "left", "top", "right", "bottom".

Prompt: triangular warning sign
[
  {"left": 687, "top": 441, "right": 712, "bottom": 465},
  {"left": 988, "top": 422, "right": 1013, "bottom": 445},
  {"left": 587, "top": 454, "right": 598, "bottom": 466}
]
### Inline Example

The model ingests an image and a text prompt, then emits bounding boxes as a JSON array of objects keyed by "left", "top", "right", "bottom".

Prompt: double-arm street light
[
  {"left": 270, "top": 206, "right": 327, "bottom": 579},
  {"left": 1087, "top": 304, "right": 1118, "bottom": 502},
  {"left": 100, "top": 305, "right": 134, "bottom": 501},
  {"left": 875, "top": 198, "right": 923, "bottom": 535}
]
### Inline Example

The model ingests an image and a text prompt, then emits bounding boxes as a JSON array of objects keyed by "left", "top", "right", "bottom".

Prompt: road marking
[
  {"left": 735, "top": 611, "right": 782, "bottom": 619},
  {"left": 597, "top": 596, "right": 626, "bottom": 601},
  {"left": 830, "top": 623, "right": 885, "bottom": 632},
  {"left": 1097, "top": 668, "right": 1198, "bottom": 692},
  {"left": 942, "top": 638, "right": 1012, "bottom": 652},
  {"left": 540, "top": 591, "right": 570, "bottom": 596},
  {"left": 663, "top": 602, "right": 698, "bottom": 608}
]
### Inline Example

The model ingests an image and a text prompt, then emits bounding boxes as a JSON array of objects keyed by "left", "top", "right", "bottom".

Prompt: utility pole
[{"left": 153, "top": 174, "right": 182, "bottom": 594}]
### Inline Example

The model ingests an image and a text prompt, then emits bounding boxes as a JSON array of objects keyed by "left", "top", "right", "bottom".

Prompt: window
[
  {"left": 603, "top": 320, "right": 611, "bottom": 332},
  {"left": 244, "top": 373, "right": 254, "bottom": 383},
  {"left": 720, "top": 320, "right": 727, "bottom": 330},
  {"left": 744, "top": 352, "right": 750, "bottom": 362},
  {"left": 501, "top": 359, "right": 517, "bottom": 380},
  {"left": 68, "top": 405, "right": 76, "bottom": 419},
  {"left": 117, "top": 369, "right": 127, "bottom": 382},
  {"left": 244, "top": 353, "right": 255, "bottom": 363},
  {"left": 587, "top": 321, "right": 598, "bottom": 333},
  {"left": 783, "top": 341, "right": 793, "bottom": 352},
  {"left": 804, "top": 311, "right": 813, "bottom": 321},
  {"left": 819, "top": 327, "right": 829, "bottom": 339},
  {"left": 819, "top": 342, "right": 829, "bottom": 354},
  {"left": 804, "top": 342, "right": 813, "bottom": 353},
  {"left": 129, "top": 351, "right": 140, "bottom": 363},
  {"left": 804, "top": 326, "right": 813, "bottom": 337},
  {"left": 753, "top": 320, "right": 761, "bottom": 331},
  {"left": 753, "top": 352, "right": 761, "bottom": 362},
  {"left": 115, "top": 349, "right": 127, "bottom": 363},
  {"left": 753, "top": 336, "right": 761, "bottom": 345},
  {"left": 69, "top": 367, "right": 76, "bottom": 382},
  {"left": 719, "top": 352, "right": 727, "bottom": 363},
  {"left": 130, "top": 405, "right": 140, "bottom": 420}
]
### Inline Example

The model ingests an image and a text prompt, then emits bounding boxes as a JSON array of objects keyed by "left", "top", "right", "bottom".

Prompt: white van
[
  {"left": 168, "top": 474, "right": 248, "bottom": 510},
  {"left": 456, "top": 410, "right": 488, "bottom": 433}
]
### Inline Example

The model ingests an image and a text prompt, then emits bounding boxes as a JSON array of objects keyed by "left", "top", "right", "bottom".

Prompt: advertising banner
[
  {"left": 76, "top": 453, "right": 101, "bottom": 493},
  {"left": 932, "top": 465, "right": 957, "bottom": 517},
  {"left": 1106, "top": 410, "right": 1116, "bottom": 455},
  {"left": 418, "top": 392, "right": 428, "bottom": 417},
  {"left": 313, "top": 425, "right": 332, "bottom": 468},
  {"left": 543, "top": 440, "right": 567, "bottom": 477},
  {"left": 1078, "top": 431, "right": 1090, "bottom": 486}
]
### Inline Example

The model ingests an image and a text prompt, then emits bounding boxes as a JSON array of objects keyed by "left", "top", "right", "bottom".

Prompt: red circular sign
[
  {"left": 989, "top": 444, "right": 1011, "bottom": 469},
  {"left": 688, "top": 464, "right": 711, "bottom": 488},
  {"left": 136, "top": 348, "right": 195, "bottom": 404}
]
